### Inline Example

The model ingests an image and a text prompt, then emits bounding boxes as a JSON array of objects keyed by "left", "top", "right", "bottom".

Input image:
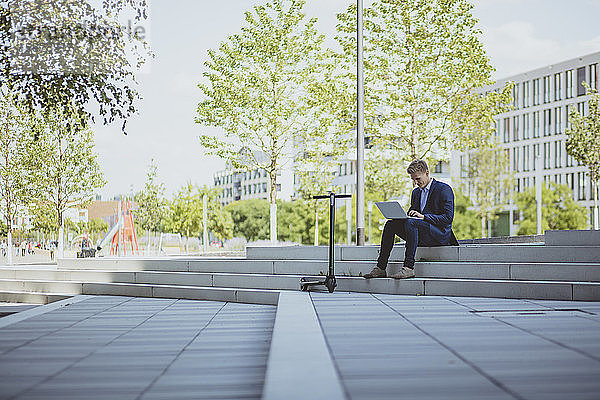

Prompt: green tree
[
  {"left": 566, "top": 82, "right": 600, "bottom": 229},
  {"left": 452, "top": 188, "right": 480, "bottom": 240},
  {"left": 134, "top": 159, "right": 168, "bottom": 233},
  {"left": 336, "top": 0, "right": 510, "bottom": 173},
  {"left": 464, "top": 142, "right": 512, "bottom": 238},
  {"left": 23, "top": 103, "right": 106, "bottom": 255},
  {"left": 515, "top": 182, "right": 588, "bottom": 235},
  {"left": 225, "top": 199, "right": 270, "bottom": 242},
  {"left": 196, "top": 0, "right": 349, "bottom": 243},
  {"left": 1, "top": 0, "right": 150, "bottom": 133},
  {"left": 165, "top": 183, "right": 233, "bottom": 244}
]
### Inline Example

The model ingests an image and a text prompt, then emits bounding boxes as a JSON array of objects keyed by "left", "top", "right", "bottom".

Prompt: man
[{"left": 365, "top": 159, "right": 458, "bottom": 279}]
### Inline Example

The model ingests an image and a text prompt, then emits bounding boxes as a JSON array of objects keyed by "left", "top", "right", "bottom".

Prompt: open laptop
[{"left": 375, "top": 201, "right": 421, "bottom": 220}]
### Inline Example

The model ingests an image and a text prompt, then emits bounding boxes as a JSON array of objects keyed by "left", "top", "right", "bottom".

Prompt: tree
[
  {"left": 365, "top": 148, "right": 410, "bottom": 201},
  {"left": 134, "top": 159, "right": 168, "bottom": 234},
  {"left": 515, "top": 182, "right": 588, "bottom": 235},
  {"left": 225, "top": 199, "right": 270, "bottom": 242},
  {"left": 165, "top": 183, "right": 233, "bottom": 244},
  {"left": 464, "top": 141, "right": 512, "bottom": 238},
  {"left": 1, "top": 0, "right": 150, "bottom": 133},
  {"left": 0, "top": 88, "right": 37, "bottom": 263},
  {"left": 566, "top": 82, "right": 600, "bottom": 229},
  {"left": 335, "top": 0, "right": 511, "bottom": 175},
  {"left": 23, "top": 103, "right": 106, "bottom": 256},
  {"left": 452, "top": 188, "right": 480, "bottom": 240},
  {"left": 196, "top": 0, "right": 349, "bottom": 243}
]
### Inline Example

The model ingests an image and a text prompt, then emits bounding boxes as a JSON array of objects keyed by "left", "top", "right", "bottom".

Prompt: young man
[{"left": 365, "top": 159, "right": 458, "bottom": 279}]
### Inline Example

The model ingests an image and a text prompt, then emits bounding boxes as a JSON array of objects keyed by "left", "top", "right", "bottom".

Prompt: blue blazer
[{"left": 409, "top": 179, "right": 458, "bottom": 245}]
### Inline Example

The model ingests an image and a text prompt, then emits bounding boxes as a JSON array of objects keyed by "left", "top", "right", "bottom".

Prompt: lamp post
[
  {"left": 356, "top": 0, "right": 366, "bottom": 246},
  {"left": 368, "top": 201, "right": 373, "bottom": 244},
  {"left": 534, "top": 149, "right": 542, "bottom": 235}
]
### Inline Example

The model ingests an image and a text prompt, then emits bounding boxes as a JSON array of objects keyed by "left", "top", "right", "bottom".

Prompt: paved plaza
[{"left": 0, "top": 292, "right": 599, "bottom": 399}]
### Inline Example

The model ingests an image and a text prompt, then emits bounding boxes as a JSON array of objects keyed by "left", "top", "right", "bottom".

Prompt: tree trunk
[
  {"left": 594, "top": 179, "right": 599, "bottom": 230},
  {"left": 314, "top": 208, "right": 319, "bottom": 246},
  {"left": 481, "top": 216, "right": 486, "bottom": 239},
  {"left": 269, "top": 170, "right": 277, "bottom": 244}
]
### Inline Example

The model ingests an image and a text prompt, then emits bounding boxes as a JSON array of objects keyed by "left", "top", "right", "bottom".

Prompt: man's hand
[{"left": 408, "top": 210, "right": 424, "bottom": 219}]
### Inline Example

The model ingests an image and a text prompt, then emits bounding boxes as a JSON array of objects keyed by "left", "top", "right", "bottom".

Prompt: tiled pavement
[
  {"left": 311, "top": 292, "right": 600, "bottom": 400},
  {"left": 0, "top": 296, "right": 276, "bottom": 400}
]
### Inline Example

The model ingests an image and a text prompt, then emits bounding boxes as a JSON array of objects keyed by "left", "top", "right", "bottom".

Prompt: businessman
[{"left": 365, "top": 159, "right": 458, "bottom": 279}]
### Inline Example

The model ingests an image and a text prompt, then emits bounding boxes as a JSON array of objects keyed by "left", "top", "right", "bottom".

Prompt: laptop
[{"left": 375, "top": 201, "right": 420, "bottom": 220}]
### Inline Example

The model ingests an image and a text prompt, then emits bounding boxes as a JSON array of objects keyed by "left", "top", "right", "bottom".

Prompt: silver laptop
[{"left": 375, "top": 201, "right": 418, "bottom": 219}]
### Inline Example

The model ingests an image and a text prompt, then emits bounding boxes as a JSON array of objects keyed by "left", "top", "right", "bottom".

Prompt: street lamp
[
  {"left": 368, "top": 201, "right": 373, "bottom": 244},
  {"left": 356, "top": 0, "right": 366, "bottom": 246}
]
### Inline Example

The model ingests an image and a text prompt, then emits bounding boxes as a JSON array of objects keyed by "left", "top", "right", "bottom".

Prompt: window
[
  {"left": 577, "top": 101, "right": 586, "bottom": 117},
  {"left": 533, "top": 78, "right": 540, "bottom": 105},
  {"left": 590, "top": 64, "right": 598, "bottom": 91},
  {"left": 512, "top": 147, "right": 519, "bottom": 172},
  {"left": 503, "top": 117, "right": 510, "bottom": 143},
  {"left": 566, "top": 150, "right": 575, "bottom": 167},
  {"left": 554, "top": 140, "right": 562, "bottom": 168},
  {"left": 543, "top": 75, "right": 551, "bottom": 103},
  {"left": 578, "top": 172, "right": 586, "bottom": 200},
  {"left": 262, "top": 183, "right": 267, "bottom": 192},
  {"left": 543, "top": 142, "right": 551, "bottom": 169},
  {"left": 522, "top": 113, "right": 530, "bottom": 139},
  {"left": 522, "top": 81, "right": 530, "bottom": 107},
  {"left": 554, "top": 107, "right": 562, "bottom": 134},
  {"left": 434, "top": 161, "right": 443, "bottom": 173},
  {"left": 543, "top": 109, "right": 552, "bottom": 136},
  {"left": 566, "top": 105, "right": 572, "bottom": 129},
  {"left": 577, "top": 67, "right": 586, "bottom": 96},
  {"left": 522, "top": 145, "right": 530, "bottom": 171},
  {"left": 514, "top": 178, "right": 520, "bottom": 193},
  {"left": 513, "top": 116, "right": 519, "bottom": 141},
  {"left": 512, "top": 83, "right": 520, "bottom": 109},
  {"left": 533, "top": 143, "right": 540, "bottom": 170},
  {"left": 554, "top": 73, "right": 562, "bottom": 101},
  {"left": 565, "top": 70, "right": 574, "bottom": 98},
  {"left": 533, "top": 111, "right": 540, "bottom": 138}
]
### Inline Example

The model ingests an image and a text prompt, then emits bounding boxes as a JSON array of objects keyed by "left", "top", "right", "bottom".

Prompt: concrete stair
[{"left": 0, "top": 230, "right": 598, "bottom": 304}]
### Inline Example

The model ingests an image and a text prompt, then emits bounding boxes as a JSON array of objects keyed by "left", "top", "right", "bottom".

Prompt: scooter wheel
[{"left": 325, "top": 276, "right": 336, "bottom": 293}]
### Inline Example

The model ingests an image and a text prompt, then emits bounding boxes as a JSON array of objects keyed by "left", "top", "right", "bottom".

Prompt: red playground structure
[{"left": 97, "top": 200, "right": 139, "bottom": 256}]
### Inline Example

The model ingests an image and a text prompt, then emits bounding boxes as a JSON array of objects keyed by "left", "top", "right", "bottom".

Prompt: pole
[
  {"left": 535, "top": 152, "right": 542, "bottom": 235},
  {"left": 329, "top": 193, "right": 335, "bottom": 274},
  {"left": 346, "top": 198, "right": 351, "bottom": 245},
  {"left": 368, "top": 201, "right": 373, "bottom": 244},
  {"left": 203, "top": 194, "right": 208, "bottom": 254},
  {"left": 356, "top": 0, "right": 366, "bottom": 246}
]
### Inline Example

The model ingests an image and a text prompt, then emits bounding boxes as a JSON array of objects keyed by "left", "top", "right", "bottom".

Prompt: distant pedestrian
[
  {"left": 21, "top": 241, "right": 26, "bottom": 257},
  {"left": 49, "top": 242, "right": 55, "bottom": 261},
  {"left": 0, "top": 241, "right": 6, "bottom": 257}
]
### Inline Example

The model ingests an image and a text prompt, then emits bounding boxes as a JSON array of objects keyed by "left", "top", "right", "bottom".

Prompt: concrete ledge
[
  {"left": 545, "top": 230, "right": 600, "bottom": 246},
  {"left": 263, "top": 291, "right": 346, "bottom": 400},
  {"left": 0, "top": 290, "right": 71, "bottom": 305},
  {"left": 0, "top": 295, "right": 90, "bottom": 328},
  {"left": 424, "top": 278, "right": 574, "bottom": 300}
]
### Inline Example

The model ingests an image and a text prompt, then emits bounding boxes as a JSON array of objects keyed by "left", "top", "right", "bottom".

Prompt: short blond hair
[{"left": 407, "top": 159, "right": 429, "bottom": 174}]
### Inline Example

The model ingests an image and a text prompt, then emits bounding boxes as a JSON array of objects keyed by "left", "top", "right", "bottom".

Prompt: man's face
[{"left": 410, "top": 170, "right": 430, "bottom": 189}]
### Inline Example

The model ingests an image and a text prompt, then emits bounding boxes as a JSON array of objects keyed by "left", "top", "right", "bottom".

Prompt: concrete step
[
  {"left": 247, "top": 244, "right": 600, "bottom": 263},
  {"left": 0, "top": 290, "right": 70, "bottom": 304},
  {"left": 0, "top": 279, "right": 279, "bottom": 305}
]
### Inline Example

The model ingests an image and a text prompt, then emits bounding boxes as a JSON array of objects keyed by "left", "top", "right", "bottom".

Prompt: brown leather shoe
[
  {"left": 390, "top": 267, "right": 415, "bottom": 279},
  {"left": 364, "top": 267, "right": 387, "bottom": 279}
]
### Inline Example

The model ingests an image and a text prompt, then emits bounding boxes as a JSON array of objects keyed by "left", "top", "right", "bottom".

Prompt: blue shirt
[{"left": 420, "top": 178, "right": 433, "bottom": 212}]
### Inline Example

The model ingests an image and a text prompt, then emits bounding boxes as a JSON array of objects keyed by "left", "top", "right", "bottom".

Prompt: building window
[
  {"left": 554, "top": 107, "right": 562, "bottom": 134},
  {"left": 577, "top": 67, "right": 586, "bottom": 96},
  {"left": 533, "top": 144, "right": 540, "bottom": 170},
  {"left": 522, "top": 81, "right": 530, "bottom": 107},
  {"left": 263, "top": 183, "right": 267, "bottom": 192},
  {"left": 554, "top": 140, "right": 562, "bottom": 168},
  {"left": 590, "top": 64, "right": 598, "bottom": 91},
  {"left": 512, "top": 147, "right": 519, "bottom": 172},
  {"left": 554, "top": 73, "right": 562, "bottom": 101},
  {"left": 513, "top": 116, "right": 519, "bottom": 141},
  {"left": 543, "top": 142, "right": 551, "bottom": 169},
  {"left": 514, "top": 178, "right": 520, "bottom": 193},
  {"left": 578, "top": 172, "right": 586, "bottom": 200},
  {"left": 533, "top": 111, "right": 540, "bottom": 138},
  {"left": 533, "top": 78, "right": 540, "bottom": 105},
  {"left": 522, "top": 113, "right": 530, "bottom": 139},
  {"left": 543, "top": 75, "right": 551, "bottom": 103},
  {"left": 434, "top": 161, "right": 443, "bottom": 173},
  {"left": 566, "top": 105, "right": 572, "bottom": 129},
  {"left": 522, "top": 145, "right": 530, "bottom": 171},
  {"left": 503, "top": 117, "right": 510, "bottom": 143},
  {"left": 566, "top": 70, "right": 574, "bottom": 98},
  {"left": 512, "top": 83, "right": 519, "bottom": 110},
  {"left": 543, "top": 109, "right": 552, "bottom": 136},
  {"left": 577, "top": 102, "right": 586, "bottom": 117}
]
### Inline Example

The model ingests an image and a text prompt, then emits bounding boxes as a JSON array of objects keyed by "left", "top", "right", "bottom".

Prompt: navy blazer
[{"left": 409, "top": 179, "right": 458, "bottom": 245}]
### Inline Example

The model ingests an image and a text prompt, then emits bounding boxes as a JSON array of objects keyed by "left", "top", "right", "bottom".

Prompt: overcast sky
[{"left": 92, "top": 0, "right": 600, "bottom": 199}]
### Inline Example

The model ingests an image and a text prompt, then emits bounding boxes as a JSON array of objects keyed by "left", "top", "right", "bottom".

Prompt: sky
[{"left": 91, "top": 0, "right": 600, "bottom": 199}]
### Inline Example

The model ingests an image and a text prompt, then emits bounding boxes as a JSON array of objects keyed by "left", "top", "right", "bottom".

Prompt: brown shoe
[
  {"left": 390, "top": 267, "right": 415, "bottom": 279},
  {"left": 364, "top": 267, "right": 387, "bottom": 279}
]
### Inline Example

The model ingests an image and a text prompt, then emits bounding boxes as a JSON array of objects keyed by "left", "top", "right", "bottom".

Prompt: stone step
[
  {"left": 0, "top": 279, "right": 279, "bottom": 305},
  {"left": 45, "top": 259, "right": 600, "bottom": 282},
  {"left": 247, "top": 244, "right": 600, "bottom": 263},
  {"left": 0, "top": 290, "right": 70, "bottom": 304}
]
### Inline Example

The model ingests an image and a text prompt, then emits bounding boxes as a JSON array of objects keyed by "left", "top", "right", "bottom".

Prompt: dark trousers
[{"left": 376, "top": 218, "right": 441, "bottom": 270}]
